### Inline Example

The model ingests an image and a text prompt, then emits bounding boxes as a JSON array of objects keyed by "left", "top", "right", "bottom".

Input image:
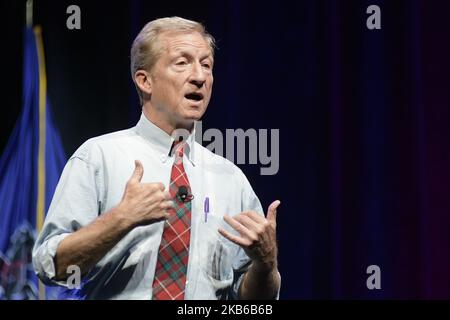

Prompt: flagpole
[
  {"left": 35, "top": 24, "right": 47, "bottom": 241},
  {"left": 35, "top": 24, "right": 47, "bottom": 299},
  {"left": 27, "top": 0, "right": 46, "bottom": 301}
]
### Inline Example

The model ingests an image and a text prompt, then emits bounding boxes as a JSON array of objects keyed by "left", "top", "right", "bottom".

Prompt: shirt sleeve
[
  {"left": 228, "top": 170, "right": 281, "bottom": 300},
  {"left": 32, "top": 141, "right": 103, "bottom": 287}
]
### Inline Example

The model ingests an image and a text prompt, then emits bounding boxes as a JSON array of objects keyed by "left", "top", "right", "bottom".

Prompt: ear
[{"left": 134, "top": 70, "right": 152, "bottom": 96}]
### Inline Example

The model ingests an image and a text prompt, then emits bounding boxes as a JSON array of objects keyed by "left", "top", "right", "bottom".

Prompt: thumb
[
  {"left": 267, "top": 200, "right": 281, "bottom": 222},
  {"left": 130, "top": 160, "right": 144, "bottom": 183}
]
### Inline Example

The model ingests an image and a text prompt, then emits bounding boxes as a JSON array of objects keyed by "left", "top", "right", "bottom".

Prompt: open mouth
[{"left": 185, "top": 92, "right": 204, "bottom": 102}]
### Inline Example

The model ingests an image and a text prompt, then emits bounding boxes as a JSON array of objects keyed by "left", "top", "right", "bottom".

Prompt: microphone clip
[{"left": 177, "top": 185, "right": 194, "bottom": 203}]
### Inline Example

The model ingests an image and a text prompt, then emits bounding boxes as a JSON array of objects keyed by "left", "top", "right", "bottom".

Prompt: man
[{"left": 33, "top": 17, "right": 281, "bottom": 300}]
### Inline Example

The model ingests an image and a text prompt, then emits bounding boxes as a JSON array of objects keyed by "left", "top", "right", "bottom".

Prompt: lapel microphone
[{"left": 177, "top": 185, "right": 194, "bottom": 203}]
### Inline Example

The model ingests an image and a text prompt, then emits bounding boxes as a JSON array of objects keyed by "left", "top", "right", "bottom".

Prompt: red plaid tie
[{"left": 152, "top": 141, "right": 192, "bottom": 300}]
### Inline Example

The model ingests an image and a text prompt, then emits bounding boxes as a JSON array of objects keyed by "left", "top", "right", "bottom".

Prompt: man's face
[{"left": 148, "top": 31, "right": 214, "bottom": 130}]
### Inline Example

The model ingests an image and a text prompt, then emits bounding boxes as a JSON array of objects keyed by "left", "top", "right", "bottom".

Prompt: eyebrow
[{"left": 174, "top": 50, "right": 213, "bottom": 62}]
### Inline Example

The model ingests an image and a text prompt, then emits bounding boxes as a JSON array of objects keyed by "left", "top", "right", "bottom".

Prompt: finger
[
  {"left": 218, "top": 228, "right": 249, "bottom": 247},
  {"left": 157, "top": 206, "right": 172, "bottom": 218},
  {"left": 160, "top": 200, "right": 175, "bottom": 210},
  {"left": 130, "top": 160, "right": 144, "bottom": 183},
  {"left": 163, "top": 191, "right": 172, "bottom": 200},
  {"left": 151, "top": 182, "right": 165, "bottom": 191},
  {"left": 157, "top": 182, "right": 165, "bottom": 191},
  {"left": 244, "top": 211, "right": 266, "bottom": 224},
  {"left": 162, "top": 210, "right": 172, "bottom": 219},
  {"left": 142, "top": 182, "right": 166, "bottom": 192},
  {"left": 223, "top": 214, "right": 256, "bottom": 240},
  {"left": 267, "top": 200, "right": 281, "bottom": 222},
  {"left": 234, "top": 214, "right": 261, "bottom": 232}
]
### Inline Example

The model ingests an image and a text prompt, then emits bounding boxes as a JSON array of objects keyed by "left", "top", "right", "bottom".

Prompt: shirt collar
[{"left": 135, "top": 112, "right": 196, "bottom": 165}]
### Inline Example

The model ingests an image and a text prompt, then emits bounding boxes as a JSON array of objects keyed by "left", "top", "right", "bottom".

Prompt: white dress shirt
[{"left": 32, "top": 113, "right": 269, "bottom": 300}]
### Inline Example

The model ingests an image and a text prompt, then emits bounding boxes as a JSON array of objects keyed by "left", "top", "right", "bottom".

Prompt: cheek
[
  {"left": 163, "top": 80, "right": 184, "bottom": 103},
  {"left": 206, "top": 76, "right": 214, "bottom": 94}
]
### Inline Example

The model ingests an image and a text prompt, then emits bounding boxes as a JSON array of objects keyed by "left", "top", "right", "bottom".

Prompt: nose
[{"left": 189, "top": 62, "right": 207, "bottom": 88}]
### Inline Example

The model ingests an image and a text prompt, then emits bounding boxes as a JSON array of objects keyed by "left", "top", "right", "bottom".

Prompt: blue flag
[{"left": 0, "top": 26, "right": 66, "bottom": 300}]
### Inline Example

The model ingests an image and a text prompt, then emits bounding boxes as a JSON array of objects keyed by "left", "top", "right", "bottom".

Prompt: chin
[
  {"left": 184, "top": 108, "right": 206, "bottom": 120},
  {"left": 174, "top": 113, "right": 202, "bottom": 131}
]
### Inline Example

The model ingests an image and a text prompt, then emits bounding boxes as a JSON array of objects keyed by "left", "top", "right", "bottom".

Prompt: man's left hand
[{"left": 218, "top": 200, "right": 281, "bottom": 270}]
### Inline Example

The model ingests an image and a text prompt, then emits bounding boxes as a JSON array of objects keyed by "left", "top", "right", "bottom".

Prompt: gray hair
[{"left": 130, "top": 17, "right": 216, "bottom": 105}]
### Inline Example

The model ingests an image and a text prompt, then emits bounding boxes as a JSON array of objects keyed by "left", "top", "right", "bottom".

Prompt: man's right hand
[
  {"left": 116, "top": 160, "right": 173, "bottom": 227},
  {"left": 54, "top": 160, "right": 172, "bottom": 280}
]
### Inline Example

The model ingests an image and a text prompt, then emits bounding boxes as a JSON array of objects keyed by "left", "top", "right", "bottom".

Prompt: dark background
[{"left": 1, "top": 0, "right": 450, "bottom": 299}]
